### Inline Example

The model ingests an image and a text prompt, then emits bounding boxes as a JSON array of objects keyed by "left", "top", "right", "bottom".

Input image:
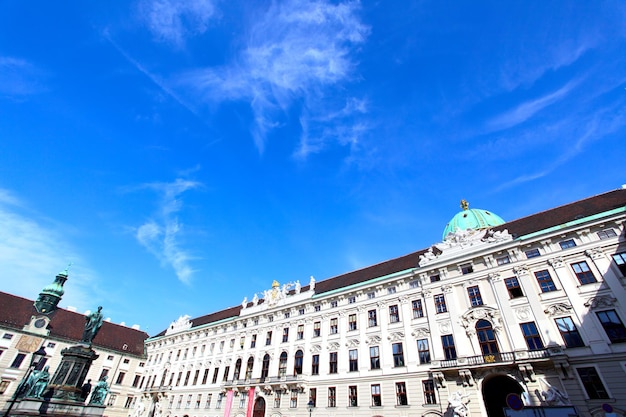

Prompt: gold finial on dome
[
  {"left": 460, "top": 199, "right": 469, "bottom": 210},
  {"left": 272, "top": 280, "right": 280, "bottom": 288}
]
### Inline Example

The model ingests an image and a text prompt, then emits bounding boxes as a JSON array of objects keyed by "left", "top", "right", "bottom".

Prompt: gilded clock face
[{"left": 34, "top": 318, "right": 46, "bottom": 328}]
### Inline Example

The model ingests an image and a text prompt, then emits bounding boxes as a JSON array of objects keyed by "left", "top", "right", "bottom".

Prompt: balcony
[
  {"left": 434, "top": 348, "right": 553, "bottom": 369},
  {"left": 221, "top": 375, "right": 304, "bottom": 391}
]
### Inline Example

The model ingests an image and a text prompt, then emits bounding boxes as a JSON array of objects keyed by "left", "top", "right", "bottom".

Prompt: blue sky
[{"left": 1, "top": 0, "right": 625, "bottom": 335}]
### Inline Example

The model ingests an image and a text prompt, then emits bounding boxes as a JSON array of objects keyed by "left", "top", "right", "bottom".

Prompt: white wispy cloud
[
  {"left": 133, "top": 179, "right": 202, "bottom": 284},
  {"left": 176, "top": 0, "right": 370, "bottom": 154},
  {"left": 138, "top": 0, "right": 218, "bottom": 46},
  {"left": 486, "top": 80, "right": 578, "bottom": 132},
  {"left": 0, "top": 56, "right": 47, "bottom": 98},
  {"left": 0, "top": 188, "right": 97, "bottom": 310}
]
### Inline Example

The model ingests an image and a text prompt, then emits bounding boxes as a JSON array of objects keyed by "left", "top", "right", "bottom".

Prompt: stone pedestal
[
  {"left": 10, "top": 397, "right": 105, "bottom": 417},
  {"left": 49, "top": 345, "right": 98, "bottom": 402}
]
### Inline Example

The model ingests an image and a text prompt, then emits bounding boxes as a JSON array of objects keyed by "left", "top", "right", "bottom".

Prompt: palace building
[
  {"left": 138, "top": 188, "right": 626, "bottom": 417},
  {"left": 0, "top": 271, "right": 149, "bottom": 417}
]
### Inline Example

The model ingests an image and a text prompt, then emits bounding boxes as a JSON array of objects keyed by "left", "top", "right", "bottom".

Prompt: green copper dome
[{"left": 442, "top": 200, "right": 505, "bottom": 239}]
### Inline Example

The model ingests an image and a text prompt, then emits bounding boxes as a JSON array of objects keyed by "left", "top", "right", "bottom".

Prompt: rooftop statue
[{"left": 82, "top": 306, "right": 104, "bottom": 344}]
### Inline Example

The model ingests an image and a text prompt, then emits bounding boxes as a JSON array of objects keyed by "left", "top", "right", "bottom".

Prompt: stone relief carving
[
  {"left": 327, "top": 342, "right": 340, "bottom": 350},
  {"left": 366, "top": 335, "right": 382, "bottom": 345},
  {"left": 165, "top": 315, "right": 192, "bottom": 336},
  {"left": 309, "top": 345, "right": 321, "bottom": 353},
  {"left": 460, "top": 307, "right": 502, "bottom": 335},
  {"left": 547, "top": 257, "right": 564, "bottom": 268},
  {"left": 584, "top": 296, "right": 617, "bottom": 309},
  {"left": 438, "top": 322, "right": 451, "bottom": 334},
  {"left": 387, "top": 332, "right": 405, "bottom": 342},
  {"left": 514, "top": 307, "right": 531, "bottom": 321},
  {"left": 513, "top": 265, "right": 529, "bottom": 276},
  {"left": 411, "top": 327, "right": 430, "bottom": 338},
  {"left": 585, "top": 248, "right": 604, "bottom": 260},
  {"left": 544, "top": 303, "right": 573, "bottom": 317},
  {"left": 346, "top": 339, "right": 360, "bottom": 348},
  {"left": 487, "top": 272, "right": 501, "bottom": 282}
]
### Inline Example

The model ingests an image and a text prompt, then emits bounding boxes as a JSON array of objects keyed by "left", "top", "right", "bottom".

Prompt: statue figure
[
  {"left": 252, "top": 294, "right": 259, "bottom": 305},
  {"left": 448, "top": 391, "right": 470, "bottom": 417},
  {"left": 153, "top": 401, "right": 162, "bottom": 417},
  {"left": 28, "top": 365, "right": 50, "bottom": 398},
  {"left": 89, "top": 376, "right": 109, "bottom": 405},
  {"left": 542, "top": 386, "right": 569, "bottom": 405},
  {"left": 309, "top": 276, "right": 315, "bottom": 290},
  {"left": 82, "top": 306, "right": 104, "bottom": 344},
  {"left": 295, "top": 280, "right": 301, "bottom": 294},
  {"left": 15, "top": 368, "right": 39, "bottom": 398},
  {"left": 133, "top": 399, "right": 145, "bottom": 417},
  {"left": 241, "top": 297, "right": 248, "bottom": 309}
]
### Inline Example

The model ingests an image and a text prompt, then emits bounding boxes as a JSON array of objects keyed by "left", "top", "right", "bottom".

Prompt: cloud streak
[
  {"left": 0, "top": 56, "right": 47, "bottom": 99},
  {"left": 134, "top": 179, "right": 201, "bottom": 284},
  {"left": 175, "top": 0, "right": 370, "bottom": 155}
]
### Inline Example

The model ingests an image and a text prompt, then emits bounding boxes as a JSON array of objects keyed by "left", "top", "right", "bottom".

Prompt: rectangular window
[
  {"left": 330, "top": 300, "right": 338, "bottom": 308},
  {"left": 348, "top": 314, "right": 357, "bottom": 331},
  {"left": 0, "top": 381, "right": 8, "bottom": 395},
  {"left": 505, "top": 277, "right": 524, "bottom": 298},
  {"left": 613, "top": 252, "right": 626, "bottom": 275},
  {"left": 205, "top": 393, "right": 212, "bottom": 409},
  {"left": 367, "top": 292, "right": 375, "bottom": 299},
  {"left": 348, "top": 386, "right": 358, "bottom": 407},
  {"left": 10, "top": 353, "right": 26, "bottom": 369},
  {"left": 576, "top": 367, "right": 609, "bottom": 399},
  {"left": 392, "top": 343, "right": 404, "bottom": 367},
  {"left": 186, "top": 394, "right": 192, "bottom": 408},
  {"left": 395, "top": 382, "right": 408, "bottom": 406},
  {"left": 330, "top": 318, "right": 338, "bottom": 334},
  {"left": 212, "top": 368, "right": 219, "bottom": 384},
  {"left": 430, "top": 274, "right": 440, "bottom": 282},
  {"left": 410, "top": 280, "right": 419, "bottom": 288},
  {"left": 266, "top": 331, "right": 273, "bottom": 345},
  {"left": 99, "top": 369, "right": 109, "bottom": 381},
  {"left": 441, "top": 334, "right": 457, "bottom": 359},
  {"left": 412, "top": 300, "right": 424, "bottom": 318},
  {"left": 133, "top": 375, "right": 141, "bottom": 387},
  {"left": 388, "top": 286, "right": 396, "bottom": 294},
  {"left": 460, "top": 263, "right": 474, "bottom": 274},
  {"left": 196, "top": 394, "right": 202, "bottom": 409},
  {"left": 328, "top": 387, "right": 336, "bottom": 407},
  {"left": 297, "top": 325, "right": 304, "bottom": 340},
  {"left": 284, "top": 312, "right": 290, "bottom": 319},
  {"left": 282, "top": 328, "right": 289, "bottom": 343},
  {"left": 423, "top": 380, "right": 437, "bottom": 404},
  {"left": 555, "top": 317, "right": 584, "bottom": 348},
  {"left": 314, "top": 305, "right": 321, "bottom": 312},
  {"left": 534, "top": 270, "right": 557, "bottom": 292},
  {"left": 274, "top": 391, "right": 281, "bottom": 408},
  {"left": 571, "top": 261, "right": 597, "bottom": 285},
  {"left": 124, "top": 396, "right": 134, "bottom": 409},
  {"left": 497, "top": 255, "right": 510, "bottom": 265},
  {"left": 369, "top": 346, "right": 380, "bottom": 369},
  {"left": 202, "top": 369, "right": 209, "bottom": 385},
  {"left": 467, "top": 286, "right": 483, "bottom": 306},
  {"left": 193, "top": 369, "right": 199, "bottom": 385},
  {"left": 596, "top": 310, "right": 626, "bottom": 343},
  {"left": 311, "top": 354, "right": 319, "bottom": 375},
  {"left": 251, "top": 334, "right": 257, "bottom": 348},
  {"left": 368, "top": 310, "right": 378, "bottom": 327},
  {"left": 348, "top": 296, "right": 356, "bottom": 304},
  {"left": 184, "top": 371, "right": 190, "bottom": 386},
  {"left": 299, "top": 308, "right": 305, "bottom": 315},
  {"left": 417, "top": 339, "right": 430, "bottom": 364},
  {"left": 1, "top": 333, "right": 12, "bottom": 340},
  {"left": 309, "top": 388, "right": 316, "bottom": 407},
  {"left": 434, "top": 294, "right": 447, "bottom": 313},
  {"left": 525, "top": 248, "right": 540, "bottom": 258},
  {"left": 559, "top": 239, "right": 576, "bottom": 249},
  {"left": 349, "top": 349, "right": 358, "bottom": 372},
  {"left": 520, "top": 322, "right": 544, "bottom": 350},
  {"left": 116, "top": 372, "right": 126, "bottom": 385},
  {"left": 371, "top": 384, "right": 382, "bottom": 406},
  {"left": 223, "top": 366, "right": 230, "bottom": 382},
  {"left": 329, "top": 352, "right": 338, "bottom": 374},
  {"left": 290, "top": 391, "right": 298, "bottom": 408},
  {"left": 597, "top": 229, "right": 617, "bottom": 239},
  {"left": 107, "top": 394, "right": 117, "bottom": 407},
  {"left": 313, "top": 322, "right": 321, "bottom": 337},
  {"left": 389, "top": 305, "right": 400, "bottom": 323}
]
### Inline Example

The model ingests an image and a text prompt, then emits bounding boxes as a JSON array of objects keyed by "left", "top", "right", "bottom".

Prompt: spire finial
[
  {"left": 60, "top": 262, "right": 73, "bottom": 275},
  {"left": 460, "top": 199, "right": 469, "bottom": 210}
]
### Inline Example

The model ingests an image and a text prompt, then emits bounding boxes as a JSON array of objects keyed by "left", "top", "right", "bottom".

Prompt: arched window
[
  {"left": 293, "top": 350, "right": 303, "bottom": 375},
  {"left": 278, "top": 352, "right": 288, "bottom": 377},
  {"left": 246, "top": 356, "right": 254, "bottom": 379},
  {"left": 261, "top": 354, "right": 270, "bottom": 379},
  {"left": 233, "top": 358, "right": 242, "bottom": 380},
  {"left": 476, "top": 320, "right": 499, "bottom": 357}
]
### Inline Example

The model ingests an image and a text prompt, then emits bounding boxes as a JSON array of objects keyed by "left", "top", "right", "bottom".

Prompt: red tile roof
[
  {"left": 0, "top": 292, "right": 148, "bottom": 357},
  {"left": 152, "top": 188, "right": 626, "bottom": 336}
]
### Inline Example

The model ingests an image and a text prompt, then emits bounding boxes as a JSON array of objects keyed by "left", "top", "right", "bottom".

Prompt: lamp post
[
  {"left": 3, "top": 346, "right": 47, "bottom": 417},
  {"left": 307, "top": 400, "right": 314, "bottom": 417}
]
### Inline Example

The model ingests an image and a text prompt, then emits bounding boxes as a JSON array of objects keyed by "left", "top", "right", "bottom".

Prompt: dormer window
[
  {"left": 559, "top": 239, "right": 576, "bottom": 249},
  {"left": 496, "top": 255, "right": 510, "bottom": 265},
  {"left": 597, "top": 229, "right": 617, "bottom": 240}
]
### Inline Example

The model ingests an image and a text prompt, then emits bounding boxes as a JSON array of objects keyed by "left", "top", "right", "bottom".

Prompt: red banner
[
  {"left": 245, "top": 387, "right": 255, "bottom": 417},
  {"left": 224, "top": 390, "right": 234, "bottom": 417}
]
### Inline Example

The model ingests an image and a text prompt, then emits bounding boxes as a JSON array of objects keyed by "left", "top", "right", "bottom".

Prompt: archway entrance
[
  {"left": 482, "top": 375, "right": 524, "bottom": 417},
  {"left": 253, "top": 397, "right": 266, "bottom": 417}
]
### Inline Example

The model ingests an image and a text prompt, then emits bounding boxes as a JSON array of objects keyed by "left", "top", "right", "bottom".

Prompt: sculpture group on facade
[{"left": 448, "top": 391, "right": 470, "bottom": 417}]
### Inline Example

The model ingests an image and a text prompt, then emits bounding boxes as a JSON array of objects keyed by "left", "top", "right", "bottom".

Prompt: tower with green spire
[{"left": 34, "top": 267, "right": 69, "bottom": 314}]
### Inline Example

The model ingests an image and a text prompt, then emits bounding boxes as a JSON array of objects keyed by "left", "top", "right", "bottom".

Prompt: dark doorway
[
  {"left": 253, "top": 397, "right": 266, "bottom": 417},
  {"left": 482, "top": 375, "right": 524, "bottom": 417}
]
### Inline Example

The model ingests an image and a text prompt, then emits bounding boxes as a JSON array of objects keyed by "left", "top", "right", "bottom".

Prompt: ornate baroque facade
[{"left": 139, "top": 189, "right": 626, "bottom": 417}]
